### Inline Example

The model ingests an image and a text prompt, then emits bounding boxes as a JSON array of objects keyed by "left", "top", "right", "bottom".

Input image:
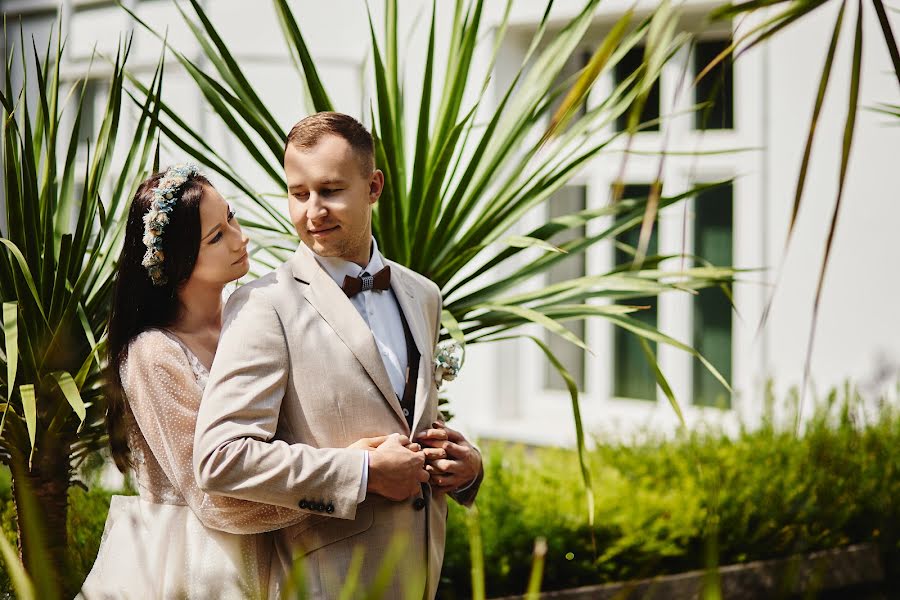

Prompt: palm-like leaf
[
  {"left": 126, "top": 0, "right": 742, "bottom": 526},
  {"left": 0, "top": 25, "right": 162, "bottom": 590}
]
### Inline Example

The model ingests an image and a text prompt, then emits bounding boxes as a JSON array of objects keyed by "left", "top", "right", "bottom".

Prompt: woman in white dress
[{"left": 79, "top": 165, "right": 387, "bottom": 599}]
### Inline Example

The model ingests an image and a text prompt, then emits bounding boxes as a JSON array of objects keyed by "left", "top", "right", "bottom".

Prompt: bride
[{"left": 79, "top": 165, "right": 399, "bottom": 599}]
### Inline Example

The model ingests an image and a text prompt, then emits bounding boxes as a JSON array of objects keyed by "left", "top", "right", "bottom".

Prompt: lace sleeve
[{"left": 122, "top": 331, "right": 310, "bottom": 534}]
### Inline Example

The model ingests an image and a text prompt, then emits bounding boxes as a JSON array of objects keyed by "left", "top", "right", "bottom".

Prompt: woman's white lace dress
[{"left": 79, "top": 329, "right": 307, "bottom": 599}]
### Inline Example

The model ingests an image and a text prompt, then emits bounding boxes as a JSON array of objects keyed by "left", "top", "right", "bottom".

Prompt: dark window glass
[
  {"left": 694, "top": 39, "right": 734, "bottom": 130},
  {"left": 614, "top": 45, "right": 660, "bottom": 132},
  {"left": 613, "top": 184, "right": 658, "bottom": 400},
  {"left": 693, "top": 182, "right": 733, "bottom": 407}
]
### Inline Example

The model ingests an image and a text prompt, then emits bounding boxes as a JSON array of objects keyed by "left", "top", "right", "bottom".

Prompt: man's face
[{"left": 284, "top": 134, "right": 383, "bottom": 266}]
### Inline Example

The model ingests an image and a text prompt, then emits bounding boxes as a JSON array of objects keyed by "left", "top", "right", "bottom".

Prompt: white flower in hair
[
  {"left": 141, "top": 163, "right": 202, "bottom": 286},
  {"left": 143, "top": 209, "right": 157, "bottom": 224}
]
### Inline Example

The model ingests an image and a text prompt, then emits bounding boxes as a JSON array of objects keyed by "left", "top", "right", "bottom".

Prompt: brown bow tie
[{"left": 341, "top": 265, "right": 391, "bottom": 297}]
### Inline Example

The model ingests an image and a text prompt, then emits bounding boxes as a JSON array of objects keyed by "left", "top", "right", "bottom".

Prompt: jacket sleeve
[
  {"left": 193, "top": 285, "right": 365, "bottom": 520},
  {"left": 122, "top": 331, "right": 313, "bottom": 534}
]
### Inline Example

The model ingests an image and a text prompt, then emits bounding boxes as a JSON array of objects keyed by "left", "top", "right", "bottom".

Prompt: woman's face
[{"left": 189, "top": 185, "right": 250, "bottom": 285}]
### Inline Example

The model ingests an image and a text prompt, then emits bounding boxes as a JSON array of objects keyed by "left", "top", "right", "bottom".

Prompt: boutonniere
[{"left": 433, "top": 340, "right": 464, "bottom": 390}]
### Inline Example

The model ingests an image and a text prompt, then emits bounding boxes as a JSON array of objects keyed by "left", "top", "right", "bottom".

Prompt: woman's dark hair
[{"left": 106, "top": 169, "right": 210, "bottom": 472}]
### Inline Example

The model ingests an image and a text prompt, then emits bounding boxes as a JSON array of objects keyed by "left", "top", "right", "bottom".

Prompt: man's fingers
[
  {"left": 428, "top": 458, "right": 456, "bottom": 472},
  {"left": 416, "top": 469, "right": 430, "bottom": 483},
  {"left": 441, "top": 441, "right": 468, "bottom": 458},
  {"left": 406, "top": 442, "right": 422, "bottom": 452},
  {"left": 422, "top": 447, "right": 446, "bottom": 460},
  {"left": 415, "top": 428, "right": 448, "bottom": 441},
  {"left": 425, "top": 464, "right": 453, "bottom": 476},
  {"left": 383, "top": 433, "right": 410, "bottom": 447},
  {"left": 430, "top": 473, "right": 458, "bottom": 487},
  {"left": 443, "top": 426, "right": 464, "bottom": 443}
]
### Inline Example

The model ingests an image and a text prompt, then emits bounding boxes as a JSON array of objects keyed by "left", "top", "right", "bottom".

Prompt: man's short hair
[{"left": 285, "top": 112, "right": 375, "bottom": 176}]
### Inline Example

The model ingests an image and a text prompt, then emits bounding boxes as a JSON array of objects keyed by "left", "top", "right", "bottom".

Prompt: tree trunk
[{"left": 9, "top": 430, "right": 72, "bottom": 599}]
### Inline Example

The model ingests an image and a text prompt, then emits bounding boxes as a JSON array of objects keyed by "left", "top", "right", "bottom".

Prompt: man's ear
[{"left": 369, "top": 169, "right": 385, "bottom": 204}]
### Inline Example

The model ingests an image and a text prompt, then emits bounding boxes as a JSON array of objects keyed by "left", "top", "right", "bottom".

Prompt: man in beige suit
[{"left": 194, "top": 112, "right": 483, "bottom": 599}]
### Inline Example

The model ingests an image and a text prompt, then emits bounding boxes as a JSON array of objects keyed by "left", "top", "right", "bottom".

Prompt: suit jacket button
[
  {"left": 326, "top": 503, "right": 335, "bottom": 514},
  {"left": 299, "top": 500, "right": 309, "bottom": 509},
  {"left": 413, "top": 497, "right": 426, "bottom": 511}
]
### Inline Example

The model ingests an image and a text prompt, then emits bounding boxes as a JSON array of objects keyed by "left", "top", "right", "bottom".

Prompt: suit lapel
[
  {"left": 290, "top": 248, "right": 409, "bottom": 431},
  {"left": 389, "top": 264, "right": 435, "bottom": 434}
]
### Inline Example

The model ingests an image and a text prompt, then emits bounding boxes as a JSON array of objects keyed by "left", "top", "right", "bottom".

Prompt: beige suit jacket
[{"left": 194, "top": 245, "right": 478, "bottom": 599}]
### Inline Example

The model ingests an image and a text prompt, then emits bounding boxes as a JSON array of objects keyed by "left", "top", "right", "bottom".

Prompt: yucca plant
[
  {"left": 122, "top": 0, "right": 740, "bottom": 524},
  {"left": 0, "top": 24, "right": 163, "bottom": 594}
]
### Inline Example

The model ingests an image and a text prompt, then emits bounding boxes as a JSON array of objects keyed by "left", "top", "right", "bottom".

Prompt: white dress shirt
[{"left": 303, "top": 238, "right": 409, "bottom": 503}]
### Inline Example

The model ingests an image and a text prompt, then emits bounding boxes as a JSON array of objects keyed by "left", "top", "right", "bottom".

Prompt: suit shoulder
[
  {"left": 226, "top": 264, "right": 297, "bottom": 305},
  {"left": 389, "top": 262, "right": 441, "bottom": 300}
]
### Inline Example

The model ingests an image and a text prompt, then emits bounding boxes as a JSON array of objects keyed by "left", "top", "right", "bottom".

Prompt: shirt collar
[{"left": 303, "top": 237, "right": 386, "bottom": 288}]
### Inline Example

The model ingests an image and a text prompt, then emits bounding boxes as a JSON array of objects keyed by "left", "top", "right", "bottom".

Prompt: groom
[{"left": 194, "top": 111, "right": 483, "bottom": 599}]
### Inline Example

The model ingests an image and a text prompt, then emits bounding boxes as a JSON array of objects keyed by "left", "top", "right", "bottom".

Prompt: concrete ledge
[{"left": 492, "top": 543, "right": 884, "bottom": 600}]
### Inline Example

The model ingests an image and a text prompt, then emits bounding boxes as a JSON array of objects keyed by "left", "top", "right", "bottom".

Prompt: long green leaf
[
  {"left": 0, "top": 303, "right": 18, "bottom": 436},
  {"left": 3, "top": 303, "right": 17, "bottom": 403},
  {"left": 498, "top": 334, "right": 594, "bottom": 529},
  {"left": 20, "top": 383, "right": 36, "bottom": 462},
  {"left": 871, "top": 0, "right": 900, "bottom": 88},
  {"left": 756, "top": 0, "right": 847, "bottom": 337},
  {"left": 544, "top": 9, "right": 633, "bottom": 142},
  {"left": 0, "top": 534, "right": 35, "bottom": 600},
  {"left": 525, "top": 538, "right": 547, "bottom": 600},
  {"left": 0, "top": 239, "right": 47, "bottom": 323},
  {"left": 607, "top": 312, "right": 731, "bottom": 393},
  {"left": 441, "top": 309, "right": 466, "bottom": 348},
  {"left": 465, "top": 505, "right": 486, "bottom": 600},
  {"left": 800, "top": 0, "right": 864, "bottom": 424},
  {"left": 638, "top": 337, "right": 685, "bottom": 426},
  {"left": 272, "top": 0, "right": 333, "bottom": 112},
  {"left": 480, "top": 303, "right": 592, "bottom": 355},
  {"left": 49, "top": 371, "right": 86, "bottom": 431}
]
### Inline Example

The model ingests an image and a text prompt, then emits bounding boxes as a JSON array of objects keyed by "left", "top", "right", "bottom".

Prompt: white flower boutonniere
[{"left": 433, "top": 340, "right": 464, "bottom": 390}]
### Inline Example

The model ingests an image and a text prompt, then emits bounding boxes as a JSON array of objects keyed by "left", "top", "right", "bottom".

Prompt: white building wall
[{"left": 3, "top": 0, "right": 898, "bottom": 446}]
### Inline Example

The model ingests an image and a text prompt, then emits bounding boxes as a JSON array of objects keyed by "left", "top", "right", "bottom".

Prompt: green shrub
[
  {"left": 0, "top": 389, "right": 896, "bottom": 598},
  {"left": 0, "top": 470, "right": 128, "bottom": 596},
  {"left": 439, "top": 390, "right": 900, "bottom": 598}
]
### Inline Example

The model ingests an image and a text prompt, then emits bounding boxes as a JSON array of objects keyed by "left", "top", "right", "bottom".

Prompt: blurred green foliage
[
  {"left": 440, "top": 387, "right": 899, "bottom": 597},
  {"left": 0, "top": 386, "right": 896, "bottom": 598}
]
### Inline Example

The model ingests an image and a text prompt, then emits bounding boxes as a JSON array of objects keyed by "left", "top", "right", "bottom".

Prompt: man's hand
[
  {"left": 415, "top": 422, "right": 482, "bottom": 495},
  {"left": 347, "top": 433, "right": 427, "bottom": 458},
  {"left": 366, "top": 433, "right": 429, "bottom": 501},
  {"left": 348, "top": 434, "right": 422, "bottom": 453}
]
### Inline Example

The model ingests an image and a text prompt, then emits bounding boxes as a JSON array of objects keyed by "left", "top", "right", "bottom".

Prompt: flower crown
[{"left": 141, "top": 164, "right": 202, "bottom": 286}]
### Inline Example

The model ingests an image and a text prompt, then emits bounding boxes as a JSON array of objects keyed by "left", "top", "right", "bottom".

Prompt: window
[
  {"left": 694, "top": 38, "right": 734, "bottom": 130},
  {"left": 613, "top": 184, "right": 658, "bottom": 400},
  {"left": 614, "top": 45, "right": 661, "bottom": 132},
  {"left": 692, "top": 182, "right": 733, "bottom": 407},
  {"left": 545, "top": 186, "right": 587, "bottom": 392}
]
